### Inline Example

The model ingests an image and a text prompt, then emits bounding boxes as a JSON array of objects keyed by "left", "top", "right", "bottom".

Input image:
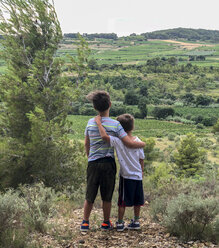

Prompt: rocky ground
[{"left": 29, "top": 204, "right": 218, "bottom": 248}]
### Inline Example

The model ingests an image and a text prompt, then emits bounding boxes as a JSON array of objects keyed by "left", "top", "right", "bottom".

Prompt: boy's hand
[{"left": 95, "top": 115, "right": 102, "bottom": 125}]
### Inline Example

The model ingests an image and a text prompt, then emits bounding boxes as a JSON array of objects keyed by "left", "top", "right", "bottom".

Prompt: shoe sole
[
  {"left": 127, "top": 227, "right": 140, "bottom": 230},
  {"left": 101, "top": 227, "right": 113, "bottom": 231},
  {"left": 80, "top": 228, "right": 89, "bottom": 232},
  {"left": 117, "top": 228, "right": 125, "bottom": 232}
]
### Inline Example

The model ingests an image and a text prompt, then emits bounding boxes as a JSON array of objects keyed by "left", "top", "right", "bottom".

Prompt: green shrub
[
  {"left": 173, "top": 133, "right": 206, "bottom": 177},
  {"left": 152, "top": 106, "right": 175, "bottom": 120},
  {"left": 149, "top": 172, "right": 219, "bottom": 243},
  {"left": 163, "top": 194, "right": 219, "bottom": 242},
  {"left": 79, "top": 103, "right": 96, "bottom": 116},
  {"left": 150, "top": 195, "right": 169, "bottom": 222},
  {"left": 191, "top": 115, "right": 204, "bottom": 124},
  {"left": 213, "top": 119, "right": 219, "bottom": 133},
  {"left": 20, "top": 183, "right": 57, "bottom": 233},
  {"left": 202, "top": 116, "right": 217, "bottom": 126},
  {"left": 168, "top": 133, "right": 176, "bottom": 141},
  {"left": 196, "top": 123, "right": 204, "bottom": 129},
  {"left": 141, "top": 137, "right": 158, "bottom": 165},
  {"left": 110, "top": 104, "right": 127, "bottom": 116},
  {"left": 0, "top": 190, "right": 28, "bottom": 247},
  {"left": 147, "top": 163, "right": 175, "bottom": 188},
  {"left": 212, "top": 217, "right": 219, "bottom": 243},
  {"left": 0, "top": 229, "right": 28, "bottom": 248}
]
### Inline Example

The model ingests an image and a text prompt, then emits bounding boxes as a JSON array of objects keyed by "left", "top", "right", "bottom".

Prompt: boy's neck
[{"left": 99, "top": 109, "right": 110, "bottom": 117}]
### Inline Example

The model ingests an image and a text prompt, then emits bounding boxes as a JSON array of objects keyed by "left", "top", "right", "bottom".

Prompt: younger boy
[
  {"left": 95, "top": 113, "right": 145, "bottom": 231},
  {"left": 80, "top": 91, "right": 145, "bottom": 232}
]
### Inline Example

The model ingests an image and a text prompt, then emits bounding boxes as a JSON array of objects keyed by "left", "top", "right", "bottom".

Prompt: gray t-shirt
[{"left": 85, "top": 117, "right": 127, "bottom": 162}]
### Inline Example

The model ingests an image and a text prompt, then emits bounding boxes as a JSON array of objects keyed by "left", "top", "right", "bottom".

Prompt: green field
[
  {"left": 68, "top": 115, "right": 210, "bottom": 140},
  {"left": 1, "top": 38, "right": 219, "bottom": 73},
  {"left": 59, "top": 38, "right": 219, "bottom": 66}
]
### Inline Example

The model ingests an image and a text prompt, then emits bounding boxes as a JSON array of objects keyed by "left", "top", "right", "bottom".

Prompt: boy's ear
[{"left": 109, "top": 101, "right": 112, "bottom": 108}]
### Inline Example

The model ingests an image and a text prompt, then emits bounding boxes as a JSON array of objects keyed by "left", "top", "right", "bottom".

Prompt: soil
[{"left": 29, "top": 207, "right": 218, "bottom": 248}]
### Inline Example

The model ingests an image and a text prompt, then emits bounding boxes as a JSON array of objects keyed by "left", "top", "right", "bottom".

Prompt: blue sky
[{"left": 54, "top": 0, "right": 219, "bottom": 36}]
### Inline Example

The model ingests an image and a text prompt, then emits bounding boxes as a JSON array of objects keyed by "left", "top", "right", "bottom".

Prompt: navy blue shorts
[{"left": 118, "top": 176, "right": 144, "bottom": 207}]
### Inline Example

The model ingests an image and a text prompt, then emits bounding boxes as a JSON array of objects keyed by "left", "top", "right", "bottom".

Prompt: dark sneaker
[
  {"left": 101, "top": 220, "right": 113, "bottom": 231},
  {"left": 80, "top": 220, "right": 89, "bottom": 232},
  {"left": 116, "top": 221, "right": 125, "bottom": 232},
  {"left": 127, "top": 219, "right": 140, "bottom": 230}
]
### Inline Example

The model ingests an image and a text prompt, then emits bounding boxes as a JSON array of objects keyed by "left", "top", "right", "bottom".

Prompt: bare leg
[
  {"left": 102, "top": 201, "right": 111, "bottom": 221},
  {"left": 83, "top": 200, "right": 93, "bottom": 221},
  {"left": 118, "top": 206, "right": 126, "bottom": 221},
  {"left": 134, "top": 205, "right": 141, "bottom": 220}
]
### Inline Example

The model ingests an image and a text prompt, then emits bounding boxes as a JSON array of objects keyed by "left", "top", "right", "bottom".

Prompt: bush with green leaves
[
  {"left": 146, "top": 162, "right": 175, "bottom": 188},
  {"left": 196, "top": 123, "right": 204, "bottom": 129},
  {"left": 163, "top": 194, "right": 219, "bottom": 242},
  {"left": 110, "top": 104, "right": 127, "bottom": 117},
  {"left": 202, "top": 116, "right": 217, "bottom": 126},
  {"left": 0, "top": 190, "right": 28, "bottom": 247},
  {"left": 173, "top": 133, "right": 206, "bottom": 177},
  {"left": 152, "top": 106, "right": 175, "bottom": 119},
  {"left": 20, "top": 183, "right": 56, "bottom": 233},
  {"left": 213, "top": 119, "right": 219, "bottom": 133},
  {"left": 191, "top": 115, "right": 204, "bottom": 124},
  {"left": 140, "top": 137, "right": 158, "bottom": 166},
  {"left": 149, "top": 172, "right": 219, "bottom": 243},
  {"left": 0, "top": 183, "right": 59, "bottom": 247},
  {"left": 79, "top": 103, "right": 96, "bottom": 116},
  {"left": 168, "top": 133, "right": 176, "bottom": 141}
]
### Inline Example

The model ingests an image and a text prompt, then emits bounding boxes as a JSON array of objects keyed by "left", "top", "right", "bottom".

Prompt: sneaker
[
  {"left": 101, "top": 220, "right": 113, "bottom": 231},
  {"left": 127, "top": 219, "right": 140, "bottom": 230},
  {"left": 80, "top": 220, "right": 89, "bottom": 232},
  {"left": 116, "top": 221, "right": 125, "bottom": 232}
]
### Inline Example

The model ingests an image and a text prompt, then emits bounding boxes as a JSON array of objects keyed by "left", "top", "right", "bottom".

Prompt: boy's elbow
[{"left": 102, "top": 135, "right": 110, "bottom": 143}]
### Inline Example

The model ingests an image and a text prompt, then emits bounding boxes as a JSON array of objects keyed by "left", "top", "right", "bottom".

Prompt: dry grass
[{"left": 162, "top": 40, "right": 214, "bottom": 50}]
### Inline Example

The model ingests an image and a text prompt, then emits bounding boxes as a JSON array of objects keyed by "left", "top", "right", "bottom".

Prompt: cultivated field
[{"left": 68, "top": 115, "right": 211, "bottom": 140}]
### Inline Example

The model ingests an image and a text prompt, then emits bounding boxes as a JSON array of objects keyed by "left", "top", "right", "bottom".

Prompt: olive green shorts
[{"left": 86, "top": 157, "right": 117, "bottom": 203}]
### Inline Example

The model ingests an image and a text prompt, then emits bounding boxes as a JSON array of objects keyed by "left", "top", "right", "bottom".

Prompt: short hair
[
  {"left": 87, "top": 90, "right": 111, "bottom": 112},
  {"left": 116, "top": 114, "right": 134, "bottom": 132}
]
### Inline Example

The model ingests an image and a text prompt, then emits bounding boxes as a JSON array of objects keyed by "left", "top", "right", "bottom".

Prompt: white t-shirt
[{"left": 110, "top": 136, "right": 145, "bottom": 180}]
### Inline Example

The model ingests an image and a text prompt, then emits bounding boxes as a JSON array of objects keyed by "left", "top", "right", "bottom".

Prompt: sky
[{"left": 54, "top": 0, "right": 219, "bottom": 37}]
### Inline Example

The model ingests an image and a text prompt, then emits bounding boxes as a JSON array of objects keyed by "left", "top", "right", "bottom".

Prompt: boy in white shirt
[{"left": 95, "top": 114, "right": 145, "bottom": 231}]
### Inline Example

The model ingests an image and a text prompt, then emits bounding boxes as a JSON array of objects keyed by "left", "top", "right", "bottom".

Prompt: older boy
[
  {"left": 95, "top": 113, "right": 145, "bottom": 231},
  {"left": 80, "top": 91, "right": 145, "bottom": 232}
]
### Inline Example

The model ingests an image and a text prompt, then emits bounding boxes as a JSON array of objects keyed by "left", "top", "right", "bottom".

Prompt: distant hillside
[{"left": 141, "top": 28, "right": 219, "bottom": 42}]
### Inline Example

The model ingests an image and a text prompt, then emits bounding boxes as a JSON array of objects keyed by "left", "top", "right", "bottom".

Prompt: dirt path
[{"left": 30, "top": 207, "right": 218, "bottom": 248}]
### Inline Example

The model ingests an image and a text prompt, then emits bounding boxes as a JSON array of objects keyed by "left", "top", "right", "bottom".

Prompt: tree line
[{"left": 141, "top": 28, "right": 219, "bottom": 42}]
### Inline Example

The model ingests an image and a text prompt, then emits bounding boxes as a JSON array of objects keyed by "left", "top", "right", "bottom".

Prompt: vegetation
[
  {"left": 0, "top": 1, "right": 218, "bottom": 246},
  {"left": 141, "top": 28, "right": 219, "bottom": 42},
  {"left": 0, "top": 0, "right": 86, "bottom": 190}
]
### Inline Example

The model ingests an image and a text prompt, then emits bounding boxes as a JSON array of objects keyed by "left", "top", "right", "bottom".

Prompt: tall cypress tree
[{"left": 0, "top": 0, "right": 86, "bottom": 188}]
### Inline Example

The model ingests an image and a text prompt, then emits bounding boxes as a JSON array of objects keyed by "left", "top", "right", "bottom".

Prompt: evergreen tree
[
  {"left": 174, "top": 133, "right": 206, "bottom": 177},
  {"left": 0, "top": 0, "right": 86, "bottom": 189}
]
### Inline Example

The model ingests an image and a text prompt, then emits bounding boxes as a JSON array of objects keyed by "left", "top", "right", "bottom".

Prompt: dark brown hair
[
  {"left": 116, "top": 114, "right": 134, "bottom": 132},
  {"left": 87, "top": 90, "right": 111, "bottom": 112}
]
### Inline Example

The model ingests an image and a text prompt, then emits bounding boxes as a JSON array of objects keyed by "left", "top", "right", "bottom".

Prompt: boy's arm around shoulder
[
  {"left": 121, "top": 136, "right": 145, "bottom": 148},
  {"left": 95, "top": 115, "right": 110, "bottom": 143}
]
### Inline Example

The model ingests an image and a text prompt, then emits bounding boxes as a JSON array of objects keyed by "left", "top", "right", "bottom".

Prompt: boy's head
[
  {"left": 87, "top": 90, "right": 111, "bottom": 112},
  {"left": 116, "top": 114, "right": 134, "bottom": 132}
]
